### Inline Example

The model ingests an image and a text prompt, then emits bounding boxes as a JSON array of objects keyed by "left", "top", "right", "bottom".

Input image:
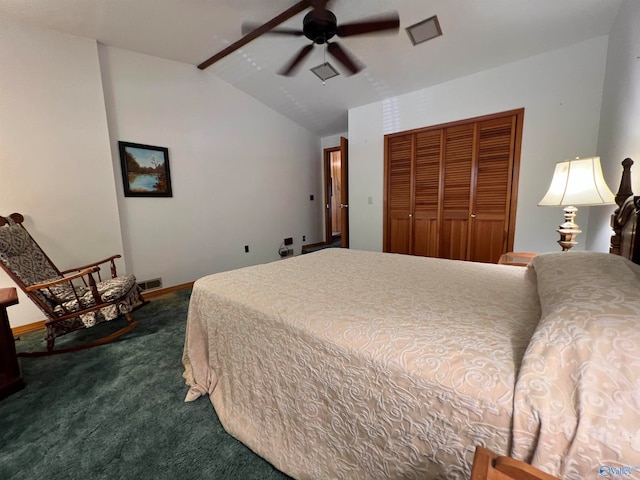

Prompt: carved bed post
[{"left": 610, "top": 158, "right": 634, "bottom": 255}]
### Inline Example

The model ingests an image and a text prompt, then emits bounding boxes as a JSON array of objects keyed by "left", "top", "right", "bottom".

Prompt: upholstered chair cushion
[
  {"left": 53, "top": 274, "right": 138, "bottom": 327},
  {"left": 0, "top": 223, "right": 59, "bottom": 286},
  {"left": 40, "top": 277, "right": 86, "bottom": 303}
]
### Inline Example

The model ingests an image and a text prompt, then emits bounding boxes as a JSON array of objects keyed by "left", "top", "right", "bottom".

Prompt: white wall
[
  {"left": 99, "top": 46, "right": 321, "bottom": 288},
  {"left": 0, "top": 22, "right": 124, "bottom": 328},
  {"left": 321, "top": 133, "right": 348, "bottom": 151},
  {"left": 348, "top": 37, "right": 609, "bottom": 254},
  {"left": 587, "top": 0, "right": 640, "bottom": 252},
  {"left": 0, "top": 24, "right": 322, "bottom": 328}
]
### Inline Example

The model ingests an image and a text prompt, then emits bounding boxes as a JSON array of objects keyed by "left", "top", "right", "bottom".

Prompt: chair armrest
[
  {"left": 26, "top": 267, "right": 103, "bottom": 308},
  {"left": 60, "top": 254, "right": 122, "bottom": 275},
  {"left": 25, "top": 267, "right": 99, "bottom": 291},
  {"left": 61, "top": 254, "right": 122, "bottom": 281}
]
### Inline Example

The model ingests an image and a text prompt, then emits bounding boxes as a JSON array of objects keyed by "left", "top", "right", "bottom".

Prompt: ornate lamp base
[{"left": 556, "top": 205, "right": 581, "bottom": 251}]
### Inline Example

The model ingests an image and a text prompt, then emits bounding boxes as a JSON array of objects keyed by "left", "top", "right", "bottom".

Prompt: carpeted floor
[{"left": 0, "top": 289, "right": 292, "bottom": 480}]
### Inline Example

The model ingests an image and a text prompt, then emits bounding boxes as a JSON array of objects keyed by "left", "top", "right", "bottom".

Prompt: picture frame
[{"left": 118, "top": 141, "right": 173, "bottom": 197}]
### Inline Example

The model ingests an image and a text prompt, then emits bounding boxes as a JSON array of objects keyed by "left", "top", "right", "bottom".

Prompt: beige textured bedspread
[
  {"left": 183, "top": 249, "right": 540, "bottom": 479},
  {"left": 512, "top": 252, "right": 640, "bottom": 479}
]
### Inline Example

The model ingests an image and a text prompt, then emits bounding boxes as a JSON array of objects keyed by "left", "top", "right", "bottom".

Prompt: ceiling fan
[{"left": 197, "top": 0, "right": 400, "bottom": 77}]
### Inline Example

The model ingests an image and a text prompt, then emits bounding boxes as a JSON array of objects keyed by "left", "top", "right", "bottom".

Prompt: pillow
[{"left": 530, "top": 250, "right": 640, "bottom": 316}]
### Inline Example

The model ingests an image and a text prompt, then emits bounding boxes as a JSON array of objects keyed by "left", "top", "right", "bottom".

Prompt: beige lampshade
[{"left": 538, "top": 157, "right": 615, "bottom": 206}]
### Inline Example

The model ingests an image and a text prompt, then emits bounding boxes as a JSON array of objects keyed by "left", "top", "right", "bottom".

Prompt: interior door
[
  {"left": 340, "top": 136, "right": 349, "bottom": 248},
  {"left": 413, "top": 130, "right": 442, "bottom": 257},
  {"left": 324, "top": 146, "right": 341, "bottom": 245},
  {"left": 439, "top": 123, "right": 475, "bottom": 260},
  {"left": 385, "top": 134, "right": 413, "bottom": 254},
  {"left": 468, "top": 115, "right": 518, "bottom": 262}
]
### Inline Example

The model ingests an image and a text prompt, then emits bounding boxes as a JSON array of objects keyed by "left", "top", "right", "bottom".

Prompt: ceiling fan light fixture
[
  {"left": 311, "top": 62, "right": 340, "bottom": 82},
  {"left": 406, "top": 15, "right": 442, "bottom": 46}
]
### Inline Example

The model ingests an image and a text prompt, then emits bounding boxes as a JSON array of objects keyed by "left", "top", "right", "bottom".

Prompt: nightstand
[
  {"left": 498, "top": 252, "right": 537, "bottom": 266},
  {"left": 0, "top": 288, "right": 24, "bottom": 400}
]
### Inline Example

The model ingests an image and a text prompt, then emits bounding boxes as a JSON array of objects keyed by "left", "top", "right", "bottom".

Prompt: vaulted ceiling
[{"left": 0, "top": 0, "right": 623, "bottom": 136}]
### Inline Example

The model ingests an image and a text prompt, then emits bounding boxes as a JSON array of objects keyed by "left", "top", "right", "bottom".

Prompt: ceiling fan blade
[
  {"left": 336, "top": 12, "right": 400, "bottom": 37},
  {"left": 278, "top": 44, "right": 315, "bottom": 76},
  {"left": 327, "top": 42, "right": 363, "bottom": 75},
  {"left": 241, "top": 22, "right": 304, "bottom": 37},
  {"left": 198, "top": 0, "right": 310, "bottom": 70}
]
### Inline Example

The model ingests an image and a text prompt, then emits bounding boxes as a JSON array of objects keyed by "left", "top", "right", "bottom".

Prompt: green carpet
[{"left": 0, "top": 289, "right": 292, "bottom": 480}]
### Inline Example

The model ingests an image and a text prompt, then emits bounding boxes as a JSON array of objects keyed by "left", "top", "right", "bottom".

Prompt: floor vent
[{"left": 137, "top": 278, "right": 163, "bottom": 292}]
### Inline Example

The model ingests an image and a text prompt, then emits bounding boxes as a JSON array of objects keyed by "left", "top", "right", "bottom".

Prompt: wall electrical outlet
[
  {"left": 244, "top": 245, "right": 249, "bottom": 253},
  {"left": 303, "top": 235, "right": 306, "bottom": 242},
  {"left": 284, "top": 237, "right": 293, "bottom": 246}
]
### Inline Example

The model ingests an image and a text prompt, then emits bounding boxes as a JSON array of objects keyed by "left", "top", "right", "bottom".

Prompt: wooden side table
[
  {"left": 0, "top": 288, "right": 24, "bottom": 400},
  {"left": 498, "top": 252, "right": 537, "bottom": 266}
]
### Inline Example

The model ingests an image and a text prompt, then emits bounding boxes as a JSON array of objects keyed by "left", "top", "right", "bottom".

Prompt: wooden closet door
[
  {"left": 383, "top": 108, "right": 522, "bottom": 262},
  {"left": 439, "top": 124, "right": 475, "bottom": 260},
  {"left": 468, "top": 115, "right": 517, "bottom": 263},
  {"left": 413, "top": 130, "right": 442, "bottom": 257},
  {"left": 385, "top": 134, "right": 413, "bottom": 254}
]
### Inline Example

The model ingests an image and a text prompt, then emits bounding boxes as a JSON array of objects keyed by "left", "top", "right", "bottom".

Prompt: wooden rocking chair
[{"left": 0, "top": 213, "right": 148, "bottom": 356}]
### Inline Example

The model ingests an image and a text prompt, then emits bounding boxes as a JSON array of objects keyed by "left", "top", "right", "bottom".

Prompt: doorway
[
  {"left": 324, "top": 147, "right": 342, "bottom": 245},
  {"left": 323, "top": 137, "right": 349, "bottom": 248}
]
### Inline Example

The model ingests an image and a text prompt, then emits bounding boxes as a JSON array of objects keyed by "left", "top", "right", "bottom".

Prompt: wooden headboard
[{"left": 610, "top": 158, "right": 640, "bottom": 264}]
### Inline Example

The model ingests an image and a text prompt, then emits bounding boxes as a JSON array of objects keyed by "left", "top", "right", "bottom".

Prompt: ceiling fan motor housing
[{"left": 303, "top": 10, "right": 337, "bottom": 43}]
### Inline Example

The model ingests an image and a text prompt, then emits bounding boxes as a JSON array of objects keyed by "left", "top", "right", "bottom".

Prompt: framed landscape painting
[{"left": 118, "top": 141, "right": 173, "bottom": 197}]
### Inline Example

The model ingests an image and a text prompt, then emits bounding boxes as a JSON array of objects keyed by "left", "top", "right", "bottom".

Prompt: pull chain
[{"left": 322, "top": 41, "right": 327, "bottom": 85}]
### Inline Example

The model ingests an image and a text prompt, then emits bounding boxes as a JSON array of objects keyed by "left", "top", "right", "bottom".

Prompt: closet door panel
[
  {"left": 386, "top": 135, "right": 413, "bottom": 254},
  {"left": 440, "top": 124, "right": 474, "bottom": 259},
  {"left": 413, "top": 130, "right": 442, "bottom": 257},
  {"left": 388, "top": 217, "right": 411, "bottom": 253},
  {"left": 469, "top": 215, "right": 506, "bottom": 263},
  {"left": 413, "top": 218, "right": 438, "bottom": 257},
  {"left": 440, "top": 213, "right": 469, "bottom": 260},
  {"left": 469, "top": 116, "right": 516, "bottom": 262}
]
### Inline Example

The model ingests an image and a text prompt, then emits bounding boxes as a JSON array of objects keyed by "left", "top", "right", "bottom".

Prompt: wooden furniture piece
[
  {"left": 0, "top": 287, "right": 24, "bottom": 400},
  {"left": 384, "top": 109, "right": 523, "bottom": 263},
  {"left": 470, "top": 446, "right": 559, "bottom": 480},
  {"left": 498, "top": 252, "right": 537, "bottom": 266},
  {"left": 0, "top": 213, "right": 148, "bottom": 355},
  {"left": 610, "top": 158, "right": 638, "bottom": 261}
]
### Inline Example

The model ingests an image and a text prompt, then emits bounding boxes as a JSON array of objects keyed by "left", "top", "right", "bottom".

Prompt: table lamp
[{"left": 538, "top": 157, "right": 615, "bottom": 251}]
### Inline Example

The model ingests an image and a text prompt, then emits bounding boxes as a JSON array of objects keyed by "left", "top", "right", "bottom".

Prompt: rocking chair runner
[{"left": 0, "top": 213, "right": 148, "bottom": 355}]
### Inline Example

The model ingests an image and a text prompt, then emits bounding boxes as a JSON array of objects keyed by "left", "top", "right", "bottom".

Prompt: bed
[{"left": 182, "top": 159, "right": 640, "bottom": 480}]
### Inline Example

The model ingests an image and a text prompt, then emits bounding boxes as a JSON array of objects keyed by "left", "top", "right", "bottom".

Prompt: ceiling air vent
[
  {"left": 310, "top": 62, "right": 340, "bottom": 82},
  {"left": 406, "top": 15, "right": 442, "bottom": 46}
]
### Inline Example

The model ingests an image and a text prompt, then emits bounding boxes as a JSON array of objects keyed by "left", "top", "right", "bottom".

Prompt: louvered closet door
[
  {"left": 413, "top": 130, "right": 442, "bottom": 257},
  {"left": 439, "top": 124, "right": 475, "bottom": 260},
  {"left": 384, "top": 109, "right": 522, "bottom": 262},
  {"left": 386, "top": 134, "right": 413, "bottom": 254},
  {"left": 468, "top": 115, "right": 517, "bottom": 263}
]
